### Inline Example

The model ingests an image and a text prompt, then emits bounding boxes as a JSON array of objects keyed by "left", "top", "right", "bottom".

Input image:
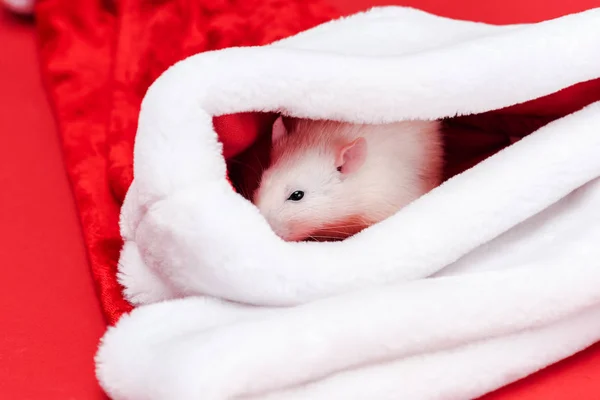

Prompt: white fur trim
[{"left": 98, "top": 6, "right": 600, "bottom": 400}]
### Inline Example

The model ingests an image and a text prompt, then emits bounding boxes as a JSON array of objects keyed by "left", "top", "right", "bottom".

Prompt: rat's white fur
[
  {"left": 96, "top": 6, "right": 600, "bottom": 400},
  {"left": 253, "top": 118, "right": 442, "bottom": 241}
]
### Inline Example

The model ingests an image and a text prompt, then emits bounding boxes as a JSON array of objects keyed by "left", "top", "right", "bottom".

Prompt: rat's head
[{"left": 253, "top": 116, "right": 368, "bottom": 242}]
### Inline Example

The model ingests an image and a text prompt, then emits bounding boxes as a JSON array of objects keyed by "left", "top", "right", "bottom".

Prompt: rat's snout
[
  {"left": 272, "top": 220, "right": 314, "bottom": 242},
  {"left": 263, "top": 214, "right": 291, "bottom": 241},
  {"left": 260, "top": 211, "right": 301, "bottom": 242},
  {"left": 273, "top": 227, "right": 292, "bottom": 241},
  {"left": 254, "top": 200, "right": 290, "bottom": 240}
]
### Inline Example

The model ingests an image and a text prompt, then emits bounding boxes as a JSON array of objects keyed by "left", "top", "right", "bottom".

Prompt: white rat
[{"left": 252, "top": 116, "right": 443, "bottom": 242}]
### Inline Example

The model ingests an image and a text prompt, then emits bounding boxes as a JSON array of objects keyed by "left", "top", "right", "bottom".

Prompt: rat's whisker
[
  {"left": 319, "top": 223, "right": 367, "bottom": 229},
  {"left": 253, "top": 152, "right": 267, "bottom": 174},
  {"left": 306, "top": 235, "right": 345, "bottom": 242}
]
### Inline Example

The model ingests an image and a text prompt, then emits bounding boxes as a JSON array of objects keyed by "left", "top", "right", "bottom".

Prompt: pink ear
[
  {"left": 271, "top": 116, "right": 288, "bottom": 144},
  {"left": 336, "top": 137, "right": 367, "bottom": 175}
]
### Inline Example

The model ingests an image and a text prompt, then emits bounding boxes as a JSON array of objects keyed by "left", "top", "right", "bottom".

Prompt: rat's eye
[{"left": 287, "top": 190, "right": 304, "bottom": 201}]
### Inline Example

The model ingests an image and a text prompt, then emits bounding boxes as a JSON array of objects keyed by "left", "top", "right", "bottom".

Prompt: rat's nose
[
  {"left": 278, "top": 226, "right": 310, "bottom": 242},
  {"left": 272, "top": 225, "right": 290, "bottom": 241}
]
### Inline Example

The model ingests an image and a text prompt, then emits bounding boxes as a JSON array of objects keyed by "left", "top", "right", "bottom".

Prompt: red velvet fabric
[
  {"left": 35, "top": 0, "right": 339, "bottom": 325},
  {"left": 34, "top": 0, "right": 600, "bottom": 399}
]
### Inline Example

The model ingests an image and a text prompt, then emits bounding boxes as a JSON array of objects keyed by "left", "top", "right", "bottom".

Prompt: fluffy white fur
[{"left": 96, "top": 6, "right": 600, "bottom": 400}]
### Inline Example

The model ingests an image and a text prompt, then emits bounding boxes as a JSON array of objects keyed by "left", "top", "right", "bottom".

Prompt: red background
[{"left": 1, "top": 0, "right": 599, "bottom": 399}]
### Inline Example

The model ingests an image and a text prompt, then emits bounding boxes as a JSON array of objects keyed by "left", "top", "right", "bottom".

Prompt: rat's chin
[
  {"left": 277, "top": 227, "right": 343, "bottom": 243},
  {"left": 270, "top": 223, "right": 314, "bottom": 242},
  {"left": 277, "top": 231, "right": 310, "bottom": 242},
  {"left": 271, "top": 220, "right": 349, "bottom": 242}
]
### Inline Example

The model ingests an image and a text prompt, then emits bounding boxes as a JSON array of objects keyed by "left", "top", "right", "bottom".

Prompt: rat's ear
[
  {"left": 271, "top": 115, "right": 288, "bottom": 144},
  {"left": 336, "top": 137, "right": 367, "bottom": 175}
]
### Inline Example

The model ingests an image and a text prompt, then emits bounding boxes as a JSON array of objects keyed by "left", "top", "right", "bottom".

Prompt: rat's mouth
[
  {"left": 301, "top": 217, "right": 371, "bottom": 242},
  {"left": 277, "top": 228, "right": 337, "bottom": 243},
  {"left": 293, "top": 226, "right": 363, "bottom": 242},
  {"left": 303, "top": 235, "right": 343, "bottom": 242},
  {"left": 276, "top": 216, "right": 370, "bottom": 242},
  {"left": 301, "top": 230, "right": 349, "bottom": 242}
]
